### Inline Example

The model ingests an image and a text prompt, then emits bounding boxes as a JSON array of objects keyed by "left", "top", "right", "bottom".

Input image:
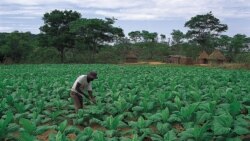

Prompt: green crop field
[{"left": 1, "top": 64, "right": 250, "bottom": 141}]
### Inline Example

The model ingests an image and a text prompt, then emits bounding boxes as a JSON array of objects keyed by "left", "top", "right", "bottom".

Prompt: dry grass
[
  {"left": 123, "top": 61, "right": 250, "bottom": 70},
  {"left": 193, "top": 63, "right": 250, "bottom": 70},
  {"left": 218, "top": 63, "right": 250, "bottom": 70},
  {"left": 123, "top": 61, "right": 166, "bottom": 65}
]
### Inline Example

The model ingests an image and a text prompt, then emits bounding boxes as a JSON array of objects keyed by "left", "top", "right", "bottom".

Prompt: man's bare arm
[{"left": 88, "top": 90, "right": 96, "bottom": 103}]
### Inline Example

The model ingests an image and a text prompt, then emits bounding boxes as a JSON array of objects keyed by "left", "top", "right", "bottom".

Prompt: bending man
[{"left": 70, "top": 71, "right": 98, "bottom": 112}]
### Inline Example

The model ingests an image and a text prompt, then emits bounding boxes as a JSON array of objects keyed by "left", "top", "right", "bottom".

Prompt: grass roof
[
  {"left": 208, "top": 49, "right": 226, "bottom": 60},
  {"left": 198, "top": 51, "right": 209, "bottom": 59}
]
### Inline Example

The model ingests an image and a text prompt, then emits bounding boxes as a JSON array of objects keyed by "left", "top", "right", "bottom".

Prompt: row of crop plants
[{"left": 0, "top": 64, "right": 250, "bottom": 140}]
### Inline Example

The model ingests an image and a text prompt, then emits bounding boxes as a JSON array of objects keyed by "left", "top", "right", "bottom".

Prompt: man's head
[{"left": 87, "top": 71, "right": 98, "bottom": 81}]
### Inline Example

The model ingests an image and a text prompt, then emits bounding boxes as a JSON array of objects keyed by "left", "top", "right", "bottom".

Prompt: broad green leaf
[
  {"left": 226, "top": 137, "right": 242, "bottom": 141},
  {"left": 233, "top": 126, "right": 249, "bottom": 135},
  {"left": 229, "top": 100, "right": 241, "bottom": 117},
  {"left": 105, "top": 115, "right": 120, "bottom": 130},
  {"left": 156, "top": 122, "right": 170, "bottom": 135},
  {"left": 83, "top": 127, "right": 93, "bottom": 136},
  {"left": 180, "top": 102, "right": 199, "bottom": 121},
  {"left": 19, "top": 132, "right": 36, "bottom": 141},
  {"left": 196, "top": 111, "right": 212, "bottom": 124},
  {"left": 19, "top": 118, "right": 36, "bottom": 135},
  {"left": 36, "top": 125, "right": 55, "bottom": 135},
  {"left": 55, "top": 131, "right": 62, "bottom": 141},
  {"left": 161, "top": 108, "right": 170, "bottom": 122},
  {"left": 163, "top": 130, "right": 177, "bottom": 141},
  {"left": 213, "top": 114, "right": 233, "bottom": 135},
  {"left": 168, "top": 114, "right": 181, "bottom": 122},
  {"left": 132, "top": 106, "right": 144, "bottom": 112},
  {"left": 64, "top": 126, "right": 81, "bottom": 135},
  {"left": 174, "top": 96, "right": 181, "bottom": 109},
  {"left": 58, "top": 120, "right": 68, "bottom": 132},
  {"left": 92, "top": 131, "right": 105, "bottom": 141},
  {"left": 7, "top": 123, "right": 19, "bottom": 132}
]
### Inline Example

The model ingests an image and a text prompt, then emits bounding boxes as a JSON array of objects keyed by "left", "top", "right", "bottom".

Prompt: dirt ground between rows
[
  {"left": 35, "top": 123, "right": 159, "bottom": 141},
  {"left": 35, "top": 124, "right": 250, "bottom": 141}
]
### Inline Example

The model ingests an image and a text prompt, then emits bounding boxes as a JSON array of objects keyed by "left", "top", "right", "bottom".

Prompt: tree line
[{"left": 0, "top": 10, "right": 249, "bottom": 64}]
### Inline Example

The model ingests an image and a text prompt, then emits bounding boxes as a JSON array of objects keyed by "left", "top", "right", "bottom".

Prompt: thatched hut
[
  {"left": 198, "top": 51, "right": 209, "bottom": 64},
  {"left": 166, "top": 55, "right": 193, "bottom": 65},
  {"left": 208, "top": 49, "right": 226, "bottom": 64},
  {"left": 180, "top": 57, "right": 193, "bottom": 65},
  {"left": 125, "top": 52, "right": 138, "bottom": 63},
  {"left": 3, "top": 57, "right": 13, "bottom": 64},
  {"left": 168, "top": 55, "right": 182, "bottom": 64}
]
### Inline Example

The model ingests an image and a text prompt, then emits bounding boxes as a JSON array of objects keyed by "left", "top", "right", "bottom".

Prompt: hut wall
[
  {"left": 180, "top": 57, "right": 193, "bottom": 65},
  {"left": 164, "top": 56, "right": 171, "bottom": 63},
  {"left": 126, "top": 58, "right": 138, "bottom": 63},
  {"left": 199, "top": 59, "right": 208, "bottom": 64},
  {"left": 209, "top": 59, "right": 224, "bottom": 64},
  {"left": 3, "top": 57, "right": 13, "bottom": 64},
  {"left": 170, "top": 57, "right": 180, "bottom": 64}
]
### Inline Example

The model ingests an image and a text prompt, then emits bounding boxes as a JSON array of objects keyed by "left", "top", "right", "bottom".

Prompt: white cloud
[
  {"left": 1, "top": 0, "right": 250, "bottom": 20},
  {"left": 70, "top": 0, "right": 146, "bottom": 9},
  {"left": 5, "top": 16, "right": 38, "bottom": 19},
  {"left": 1, "top": 0, "right": 250, "bottom": 35},
  {"left": 0, "top": 26, "right": 14, "bottom": 31},
  {"left": 90, "top": 0, "right": 250, "bottom": 20},
  {"left": 0, "top": 0, "right": 62, "bottom": 5},
  {"left": 96, "top": 10, "right": 158, "bottom": 20},
  {"left": 0, "top": 24, "right": 39, "bottom": 33}
]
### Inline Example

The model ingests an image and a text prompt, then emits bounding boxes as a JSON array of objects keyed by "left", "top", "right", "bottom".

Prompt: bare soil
[
  {"left": 172, "top": 123, "right": 184, "bottom": 132},
  {"left": 90, "top": 123, "right": 106, "bottom": 131},
  {"left": 37, "top": 130, "right": 57, "bottom": 141}
]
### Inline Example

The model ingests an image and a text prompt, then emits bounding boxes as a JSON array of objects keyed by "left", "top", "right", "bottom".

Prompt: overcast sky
[{"left": 1, "top": 0, "right": 250, "bottom": 38}]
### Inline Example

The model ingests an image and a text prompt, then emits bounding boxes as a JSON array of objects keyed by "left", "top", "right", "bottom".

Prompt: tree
[
  {"left": 141, "top": 30, "right": 158, "bottom": 42},
  {"left": 139, "top": 30, "right": 158, "bottom": 59},
  {"left": 39, "top": 10, "right": 81, "bottom": 62},
  {"left": 69, "top": 17, "right": 124, "bottom": 62},
  {"left": 171, "top": 30, "right": 185, "bottom": 45},
  {"left": 185, "top": 11, "right": 228, "bottom": 51},
  {"left": 0, "top": 33, "right": 8, "bottom": 62},
  {"left": 128, "top": 31, "right": 142, "bottom": 43},
  {"left": 216, "top": 34, "right": 249, "bottom": 61},
  {"left": 231, "top": 34, "right": 248, "bottom": 55},
  {"left": 215, "top": 35, "right": 231, "bottom": 51},
  {"left": 160, "top": 34, "right": 166, "bottom": 43},
  {"left": 0, "top": 31, "right": 35, "bottom": 63}
]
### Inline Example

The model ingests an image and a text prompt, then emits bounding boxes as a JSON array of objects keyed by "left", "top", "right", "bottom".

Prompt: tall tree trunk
[
  {"left": 91, "top": 45, "right": 96, "bottom": 63},
  {"left": 60, "top": 48, "right": 64, "bottom": 63},
  {"left": 87, "top": 45, "right": 91, "bottom": 63}
]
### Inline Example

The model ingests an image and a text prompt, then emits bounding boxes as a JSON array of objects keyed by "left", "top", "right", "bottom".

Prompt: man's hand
[
  {"left": 88, "top": 90, "right": 96, "bottom": 104},
  {"left": 90, "top": 96, "right": 96, "bottom": 104}
]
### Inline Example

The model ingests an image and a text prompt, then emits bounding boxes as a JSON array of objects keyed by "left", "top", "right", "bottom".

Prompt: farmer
[{"left": 70, "top": 71, "right": 98, "bottom": 112}]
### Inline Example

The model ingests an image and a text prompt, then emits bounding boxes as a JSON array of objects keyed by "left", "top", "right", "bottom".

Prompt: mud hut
[
  {"left": 3, "top": 57, "right": 13, "bottom": 64},
  {"left": 198, "top": 51, "right": 209, "bottom": 64},
  {"left": 208, "top": 49, "right": 226, "bottom": 64},
  {"left": 125, "top": 52, "right": 138, "bottom": 63},
  {"left": 180, "top": 57, "right": 193, "bottom": 65},
  {"left": 166, "top": 55, "right": 193, "bottom": 65},
  {"left": 168, "top": 55, "right": 182, "bottom": 64}
]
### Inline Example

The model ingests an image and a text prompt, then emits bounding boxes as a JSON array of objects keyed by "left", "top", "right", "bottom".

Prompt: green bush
[
  {"left": 24, "top": 47, "right": 60, "bottom": 63},
  {"left": 64, "top": 49, "right": 90, "bottom": 64},
  {"left": 235, "top": 53, "right": 250, "bottom": 64},
  {"left": 95, "top": 49, "right": 122, "bottom": 64}
]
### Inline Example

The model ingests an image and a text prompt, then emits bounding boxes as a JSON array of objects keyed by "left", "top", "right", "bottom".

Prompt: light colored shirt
[{"left": 71, "top": 75, "right": 92, "bottom": 93}]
